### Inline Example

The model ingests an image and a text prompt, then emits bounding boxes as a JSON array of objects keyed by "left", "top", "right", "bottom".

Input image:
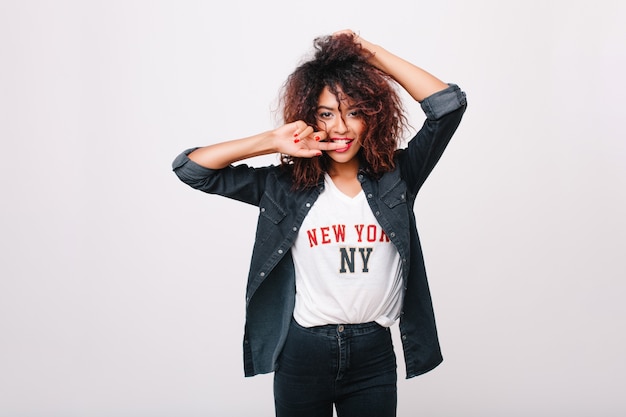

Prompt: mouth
[{"left": 327, "top": 138, "right": 354, "bottom": 153}]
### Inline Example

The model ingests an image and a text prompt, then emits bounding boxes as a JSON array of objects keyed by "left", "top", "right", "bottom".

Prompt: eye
[
  {"left": 317, "top": 111, "right": 333, "bottom": 120},
  {"left": 347, "top": 110, "right": 361, "bottom": 118}
]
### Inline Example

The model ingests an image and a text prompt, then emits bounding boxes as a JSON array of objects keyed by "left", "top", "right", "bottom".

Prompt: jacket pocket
[
  {"left": 380, "top": 179, "right": 408, "bottom": 209},
  {"left": 259, "top": 192, "right": 287, "bottom": 225}
]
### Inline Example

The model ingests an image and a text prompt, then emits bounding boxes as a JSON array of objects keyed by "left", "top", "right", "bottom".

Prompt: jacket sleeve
[
  {"left": 397, "top": 83, "right": 467, "bottom": 196},
  {"left": 172, "top": 147, "right": 277, "bottom": 206}
]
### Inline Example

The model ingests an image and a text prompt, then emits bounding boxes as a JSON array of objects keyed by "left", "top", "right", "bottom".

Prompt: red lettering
[
  {"left": 367, "top": 225, "right": 377, "bottom": 242},
  {"left": 307, "top": 229, "right": 318, "bottom": 247},
  {"left": 321, "top": 226, "right": 331, "bottom": 244},
  {"left": 354, "top": 224, "right": 364, "bottom": 242},
  {"left": 332, "top": 224, "right": 346, "bottom": 242}
]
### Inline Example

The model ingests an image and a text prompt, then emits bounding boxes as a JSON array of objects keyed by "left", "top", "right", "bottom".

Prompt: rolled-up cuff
[{"left": 420, "top": 83, "right": 467, "bottom": 120}]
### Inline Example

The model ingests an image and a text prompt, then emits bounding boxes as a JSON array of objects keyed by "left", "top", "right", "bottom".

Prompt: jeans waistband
[{"left": 291, "top": 317, "right": 385, "bottom": 337}]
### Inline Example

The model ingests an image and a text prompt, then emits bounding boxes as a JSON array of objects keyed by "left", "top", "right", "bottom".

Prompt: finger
[
  {"left": 297, "top": 125, "right": 314, "bottom": 139},
  {"left": 333, "top": 29, "right": 352, "bottom": 36},
  {"left": 288, "top": 147, "right": 322, "bottom": 159},
  {"left": 332, "top": 29, "right": 358, "bottom": 40},
  {"left": 312, "top": 130, "right": 327, "bottom": 142},
  {"left": 299, "top": 149, "right": 323, "bottom": 158},
  {"left": 291, "top": 121, "right": 303, "bottom": 139},
  {"left": 315, "top": 141, "right": 346, "bottom": 151},
  {"left": 292, "top": 123, "right": 315, "bottom": 142}
]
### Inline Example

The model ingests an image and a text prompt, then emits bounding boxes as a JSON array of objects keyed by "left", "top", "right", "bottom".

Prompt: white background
[{"left": 1, "top": 1, "right": 625, "bottom": 416}]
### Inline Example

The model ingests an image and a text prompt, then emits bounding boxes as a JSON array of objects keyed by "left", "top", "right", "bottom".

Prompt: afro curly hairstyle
[{"left": 278, "top": 33, "right": 409, "bottom": 189}]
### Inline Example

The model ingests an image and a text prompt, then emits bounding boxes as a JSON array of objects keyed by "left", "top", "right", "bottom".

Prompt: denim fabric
[
  {"left": 172, "top": 84, "right": 467, "bottom": 379},
  {"left": 274, "top": 320, "right": 397, "bottom": 417}
]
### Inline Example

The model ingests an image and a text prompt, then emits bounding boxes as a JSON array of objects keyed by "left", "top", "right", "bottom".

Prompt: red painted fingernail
[
  {"left": 314, "top": 135, "right": 321, "bottom": 141},
  {"left": 315, "top": 152, "right": 322, "bottom": 156},
  {"left": 294, "top": 138, "right": 300, "bottom": 143},
  {"left": 293, "top": 132, "right": 299, "bottom": 137}
]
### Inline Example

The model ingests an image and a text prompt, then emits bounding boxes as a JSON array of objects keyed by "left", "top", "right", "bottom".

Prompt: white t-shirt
[{"left": 291, "top": 174, "right": 404, "bottom": 327}]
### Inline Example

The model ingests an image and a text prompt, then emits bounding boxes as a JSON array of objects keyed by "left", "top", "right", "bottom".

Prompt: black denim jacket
[{"left": 173, "top": 84, "right": 467, "bottom": 378}]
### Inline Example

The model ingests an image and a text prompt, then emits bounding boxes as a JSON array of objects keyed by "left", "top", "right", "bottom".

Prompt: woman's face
[{"left": 315, "top": 86, "right": 365, "bottom": 166}]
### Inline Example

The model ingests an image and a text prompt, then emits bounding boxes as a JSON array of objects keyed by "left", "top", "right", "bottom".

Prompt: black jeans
[{"left": 274, "top": 319, "right": 397, "bottom": 417}]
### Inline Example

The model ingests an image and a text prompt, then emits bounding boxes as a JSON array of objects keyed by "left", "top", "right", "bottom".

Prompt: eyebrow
[{"left": 317, "top": 104, "right": 357, "bottom": 112}]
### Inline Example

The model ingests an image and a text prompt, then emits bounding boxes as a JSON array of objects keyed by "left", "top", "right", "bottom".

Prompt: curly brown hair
[{"left": 278, "top": 33, "right": 409, "bottom": 189}]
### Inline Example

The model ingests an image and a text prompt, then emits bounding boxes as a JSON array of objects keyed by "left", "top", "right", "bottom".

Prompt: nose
[{"left": 330, "top": 116, "right": 348, "bottom": 135}]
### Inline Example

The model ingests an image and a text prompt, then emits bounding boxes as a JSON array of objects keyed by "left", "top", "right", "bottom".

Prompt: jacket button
[
  {"left": 259, "top": 272, "right": 265, "bottom": 277},
  {"left": 390, "top": 232, "right": 396, "bottom": 237},
  {"left": 306, "top": 203, "right": 311, "bottom": 207},
  {"left": 375, "top": 211, "right": 380, "bottom": 216},
  {"left": 278, "top": 249, "right": 283, "bottom": 254},
  {"left": 292, "top": 227, "right": 298, "bottom": 232},
  {"left": 260, "top": 207, "right": 265, "bottom": 212},
  {"left": 367, "top": 193, "right": 373, "bottom": 198}
]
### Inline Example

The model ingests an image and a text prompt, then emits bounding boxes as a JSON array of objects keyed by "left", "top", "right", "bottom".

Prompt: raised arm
[
  {"left": 334, "top": 30, "right": 449, "bottom": 102},
  {"left": 187, "top": 121, "right": 343, "bottom": 170}
]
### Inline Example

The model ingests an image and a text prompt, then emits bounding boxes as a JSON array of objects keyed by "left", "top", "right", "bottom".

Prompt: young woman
[{"left": 173, "top": 30, "right": 467, "bottom": 417}]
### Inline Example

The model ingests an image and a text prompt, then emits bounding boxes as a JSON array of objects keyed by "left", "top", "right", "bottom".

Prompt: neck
[{"left": 327, "top": 158, "right": 360, "bottom": 179}]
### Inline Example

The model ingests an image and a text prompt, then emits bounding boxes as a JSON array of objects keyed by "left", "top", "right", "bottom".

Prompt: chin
[{"left": 328, "top": 153, "right": 357, "bottom": 164}]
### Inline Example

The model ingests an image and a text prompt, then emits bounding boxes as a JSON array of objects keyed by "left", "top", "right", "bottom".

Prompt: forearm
[
  {"left": 359, "top": 38, "right": 448, "bottom": 102},
  {"left": 187, "top": 121, "right": 339, "bottom": 169},
  {"left": 187, "top": 131, "right": 277, "bottom": 170},
  {"left": 401, "top": 85, "right": 467, "bottom": 193}
]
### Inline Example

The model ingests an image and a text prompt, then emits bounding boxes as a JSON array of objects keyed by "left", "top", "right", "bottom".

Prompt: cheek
[{"left": 351, "top": 120, "right": 366, "bottom": 138}]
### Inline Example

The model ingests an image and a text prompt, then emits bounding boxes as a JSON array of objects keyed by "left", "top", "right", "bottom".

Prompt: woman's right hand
[{"left": 271, "top": 121, "right": 339, "bottom": 158}]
